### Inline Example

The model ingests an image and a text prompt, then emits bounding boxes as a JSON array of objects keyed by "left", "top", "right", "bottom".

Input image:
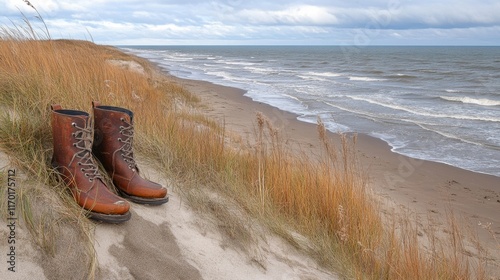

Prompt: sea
[{"left": 121, "top": 46, "right": 500, "bottom": 178}]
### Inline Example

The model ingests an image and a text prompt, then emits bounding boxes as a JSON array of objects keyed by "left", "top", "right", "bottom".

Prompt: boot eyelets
[
  {"left": 71, "top": 122, "right": 76, "bottom": 127},
  {"left": 118, "top": 138, "right": 122, "bottom": 142},
  {"left": 120, "top": 118, "right": 125, "bottom": 122},
  {"left": 89, "top": 178, "right": 93, "bottom": 182},
  {"left": 81, "top": 168, "right": 85, "bottom": 172}
]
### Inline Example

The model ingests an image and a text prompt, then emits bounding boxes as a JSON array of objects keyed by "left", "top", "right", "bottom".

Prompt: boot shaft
[
  {"left": 51, "top": 105, "right": 92, "bottom": 167},
  {"left": 93, "top": 104, "right": 134, "bottom": 152},
  {"left": 92, "top": 102, "right": 138, "bottom": 175}
]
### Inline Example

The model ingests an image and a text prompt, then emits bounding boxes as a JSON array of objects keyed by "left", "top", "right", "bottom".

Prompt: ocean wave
[
  {"left": 349, "top": 76, "right": 387, "bottom": 82},
  {"left": 223, "top": 61, "right": 256, "bottom": 66},
  {"left": 296, "top": 72, "right": 341, "bottom": 82},
  {"left": 323, "top": 101, "right": 382, "bottom": 124},
  {"left": 244, "top": 66, "right": 279, "bottom": 75},
  {"left": 281, "top": 93, "right": 303, "bottom": 102},
  {"left": 440, "top": 96, "right": 500, "bottom": 106},
  {"left": 345, "top": 96, "right": 500, "bottom": 122},
  {"left": 306, "top": 71, "right": 341, "bottom": 77},
  {"left": 162, "top": 56, "right": 193, "bottom": 62},
  {"left": 205, "top": 71, "right": 253, "bottom": 84},
  {"left": 297, "top": 114, "right": 350, "bottom": 132},
  {"left": 416, "top": 123, "right": 486, "bottom": 147},
  {"left": 297, "top": 75, "right": 328, "bottom": 82},
  {"left": 388, "top": 74, "right": 418, "bottom": 79}
]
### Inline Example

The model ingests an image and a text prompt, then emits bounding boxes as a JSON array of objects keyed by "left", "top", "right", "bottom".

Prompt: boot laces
[
  {"left": 69, "top": 121, "right": 102, "bottom": 182},
  {"left": 118, "top": 118, "right": 137, "bottom": 171}
]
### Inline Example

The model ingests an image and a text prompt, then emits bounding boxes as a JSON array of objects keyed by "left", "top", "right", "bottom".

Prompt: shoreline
[
  {"left": 123, "top": 46, "right": 500, "bottom": 180},
  {"left": 154, "top": 66, "right": 499, "bottom": 180},
  {"left": 163, "top": 71, "right": 500, "bottom": 270}
]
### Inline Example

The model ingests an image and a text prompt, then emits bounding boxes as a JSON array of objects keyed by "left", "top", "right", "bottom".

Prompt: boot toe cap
[{"left": 116, "top": 175, "right": 168, "bottom": 199}]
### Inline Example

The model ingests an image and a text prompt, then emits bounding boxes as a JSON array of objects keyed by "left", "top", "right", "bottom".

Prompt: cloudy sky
[{"left": 1, "top": 0, "right": 499, "bottom": 45}]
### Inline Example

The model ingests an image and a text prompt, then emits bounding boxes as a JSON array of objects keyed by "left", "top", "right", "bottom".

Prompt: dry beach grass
[{"left": 0, "top": 25, "right": 498, "bottom": 279}]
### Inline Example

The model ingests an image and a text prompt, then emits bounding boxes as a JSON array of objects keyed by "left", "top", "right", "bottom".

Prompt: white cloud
[
  {"left": 1, "top": 0, "right": 500, "bottom": 45},
  {"left": 237, "top": 5, "right": 338, "bottom": 25},
  {"left": 10, "top": 0, "right": 60, "bottom": 13},
  {"left": 385, "top": 2, "right": 500, "bottom": 29}
]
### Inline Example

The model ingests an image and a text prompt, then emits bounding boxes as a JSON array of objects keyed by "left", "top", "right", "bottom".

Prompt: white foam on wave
[
  {"left": 163, "top": 56, "right": 193, "bottom": 62},
  {"left": 297, "top": 75, "right": 328, "bottom": 82},
  {"left": 244, "top": 90, "right": 309, "bottom": 115},
  {"left": 370, "top": 132, "right": 408, "bottom": 150},
  {"left": 416, "top": 123, "right": 486, "bottom": 147},
  {"left": 346, "top": 96, "right": 500, "bottom": 122},
  {"left": 307, "top": 71, "right": 341, "bottom": 77},
  {"left": 323, "top": 101, "right": 381, "bottom": 123},
  {"left": 223, "top": 61, "right": 255, "bottom": 66},
  {"left": 440, "top": 96, "right": 500, "bottom": 106},
  {"left": 298, "top": 71, "right": 341, "bottom": 82},
  {"left": 205, "top": 71, "right": 252, "bottom": 84},
  {"left": 297, "top": 115, "right": 350, "bottom": 132},
  {"left": 281, "top": 93, "right": 302, "bottom": 102},
  {"left": 349, "top": 76, "right": 387, "bottom": 82},
  {"left": 244, "top": 66, "right": 277, "bottom": 75}
]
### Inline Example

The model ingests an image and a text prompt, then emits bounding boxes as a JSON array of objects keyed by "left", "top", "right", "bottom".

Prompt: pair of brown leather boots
[{"left": 51, "top": 101, "right": 168, "bottom": 223}]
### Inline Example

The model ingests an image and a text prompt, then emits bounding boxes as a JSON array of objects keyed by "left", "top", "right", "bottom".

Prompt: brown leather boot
[
  {"left": 92, "top": 101, "right": 168, "bottom": 205},
  {"left": 51, "top": 105, "right": 131, "bottom": 223}
]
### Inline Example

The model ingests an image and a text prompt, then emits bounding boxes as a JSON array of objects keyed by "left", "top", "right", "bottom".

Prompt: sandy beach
[{"left": 167, "top": 74, "right": 500, "bottom": 275}]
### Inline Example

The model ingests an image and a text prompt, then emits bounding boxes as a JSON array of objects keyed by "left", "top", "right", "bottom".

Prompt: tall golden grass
[{"left": 0, "top": 27, "right": 489, "bottom": 278}]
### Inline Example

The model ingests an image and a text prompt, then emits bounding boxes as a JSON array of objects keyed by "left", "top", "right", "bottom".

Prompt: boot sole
[
  {"left": 87, "top": 210, "right": 132, "bottom": 224},
  {"left": 117, "top": 189, "right": 169, "bottom": 205}
]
